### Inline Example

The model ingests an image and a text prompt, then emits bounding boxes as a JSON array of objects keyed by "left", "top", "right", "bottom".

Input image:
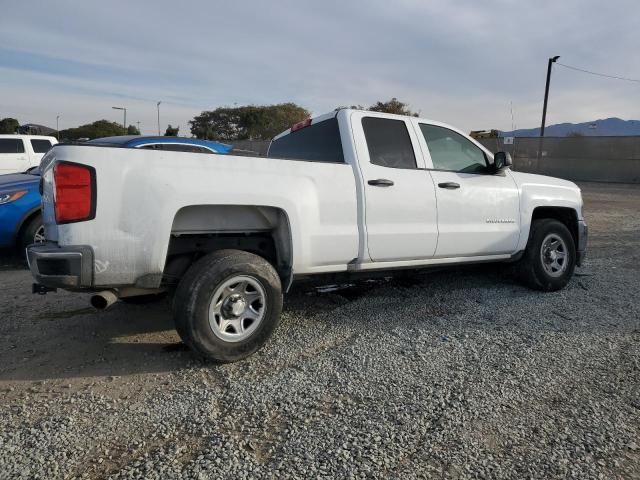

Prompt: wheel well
[
  {"left": 163, "top": 205, "right": 292, "bottom": 287},
  {"left": 531, "top": 207, "right": 578, "bottom": 246},
  {"left": 16, "top": 208, "right": 41, "bottom": 243}
]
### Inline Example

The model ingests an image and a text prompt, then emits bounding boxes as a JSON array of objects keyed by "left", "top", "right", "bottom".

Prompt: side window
[
  {"left": 30, "top": 139, "right": 53, "bottom": 153},
  {"left": 138, "top": 144, "right": 159, "bottom": 150},
  {"left": 0, "top": 138, "right": 25, "bottom": 154},
  {"left": 161, "top": 144, "right": 213, "bottom": 153},
  {"left": 362, "top": 117, "right": 416, "bottom": 169},
  {"left": 420, "top": 124, "right": 488, "bottom": 174}
]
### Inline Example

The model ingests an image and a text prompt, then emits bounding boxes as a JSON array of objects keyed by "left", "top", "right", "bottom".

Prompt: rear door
[
  {"left": 351, "top": 112, "right": 438, "bottom": 262},
  {"left": 0, "top": 138, "right": 29, "bottom": 174},
  {"left": 414, "top": 121, "right": 520, "bottom": 257}
]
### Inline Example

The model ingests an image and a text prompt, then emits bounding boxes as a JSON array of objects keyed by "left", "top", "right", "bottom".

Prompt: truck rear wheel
[
  {"left": 518, "top": 218, "right": 576, "bottom": 291},
  {"left": 172, "top": 249, "right": 283, "bottom": 363}
]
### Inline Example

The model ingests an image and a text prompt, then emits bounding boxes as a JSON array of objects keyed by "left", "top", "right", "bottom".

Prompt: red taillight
[
  {"left": 291, "top": 118, "right": 312, "bottom": 132},
  {"left": 54, "top": 162, "right": 95, "bottom": 224}
]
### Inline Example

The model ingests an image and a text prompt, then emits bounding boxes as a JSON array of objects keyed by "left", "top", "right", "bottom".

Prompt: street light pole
[
  {"left": 157, "top": 101, "right": 162, "bottom": 135},
  {"left": 112, "top": 106, "right": 127, "bottom": 134},
  {"left": 56, "top": 115, "right": 60, "bottom": 140}
]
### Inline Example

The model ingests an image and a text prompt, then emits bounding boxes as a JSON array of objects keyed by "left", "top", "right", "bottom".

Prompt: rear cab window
[
  {"left": 30, "top": 139, "right": 53, "bottom": 153},
  {"left": 0, "top": 138, "right": 25, "bottom": 154},
  {"left": 268, "top": 117, "right": 344, "bottom": 163}
]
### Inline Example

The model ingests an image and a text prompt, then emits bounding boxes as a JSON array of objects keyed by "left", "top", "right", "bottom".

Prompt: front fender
[{"left": 511, "top": 172, "right": 583, "bottom": 252}]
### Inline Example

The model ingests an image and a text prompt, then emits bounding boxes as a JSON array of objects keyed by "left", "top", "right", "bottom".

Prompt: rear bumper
[
  {"left": 27, "top": 242, "right": 94, "bottom": 288},
  {"left": 576, "top": 219, "right": 588, "bottom": 267}
]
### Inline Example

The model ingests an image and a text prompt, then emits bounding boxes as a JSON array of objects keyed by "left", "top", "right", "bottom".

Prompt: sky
[{"left": 1, "top": 0, "right": 639, "bottom": 135}]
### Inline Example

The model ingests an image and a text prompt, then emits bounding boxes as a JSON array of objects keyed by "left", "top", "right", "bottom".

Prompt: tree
[
  {"left": 127, "top": 125, "right": 140, "bottom": 135},
  {"left": 368, "top": 98, "right": 419, "bottom": 117},
  {"left": 164, "top": 125, "right": 179, "bottom": 136},
  {"left": 0, "top": 117, "right": 20, "bottom": 134},
  {"left": 190, "top": 103, "right": 310, "bottom": 141},
  {"left": 59, "top": 120, "right": 126, "bottom": 140},
  {"left": 566, "top": 131, "right": 584, "bottom": 137}
]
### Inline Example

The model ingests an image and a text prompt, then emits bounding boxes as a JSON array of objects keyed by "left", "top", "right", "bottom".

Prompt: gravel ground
[{"left": 0, "top": 182, "right": 638, "bottom": 479}]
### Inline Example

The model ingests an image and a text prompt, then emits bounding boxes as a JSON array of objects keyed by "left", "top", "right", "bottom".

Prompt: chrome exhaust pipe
[{"left": 90, "top": 290, "right": 119, "bottom": 310}]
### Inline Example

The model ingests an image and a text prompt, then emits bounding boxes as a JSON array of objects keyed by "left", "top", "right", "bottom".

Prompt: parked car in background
[
  {"left": 1, "top": 136, "right": 232, "bottom": 254},
  {"left": 0, "top": 135, "right": 57, "bottom": 174},
  {"left": 0, "top": 167, "right": 43, "bottom": 251},
  {"left": 87, "top": 136, "right": 232, "bottom": 153}
]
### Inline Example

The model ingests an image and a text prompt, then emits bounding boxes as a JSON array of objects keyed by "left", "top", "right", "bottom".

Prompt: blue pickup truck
[{"left": 0, "top": 136, "right": 231, "bottom": 253}]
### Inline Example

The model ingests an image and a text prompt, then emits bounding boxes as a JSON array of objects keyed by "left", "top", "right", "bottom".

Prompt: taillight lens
[{"left": 54, "top": 162, "right": 96, "bottom": 224}]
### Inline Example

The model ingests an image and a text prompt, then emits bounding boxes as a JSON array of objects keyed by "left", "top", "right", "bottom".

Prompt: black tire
[
  {"left": 19, "top": 213, "right": 44, "bottom": 253},
  {"left": 517, "top": 218, "right": 576, "bottom": 291},
  {"left": 172, "top": 249, "right": 283, "bottom": 363}
]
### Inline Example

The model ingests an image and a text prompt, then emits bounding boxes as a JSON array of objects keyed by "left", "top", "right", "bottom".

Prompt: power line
[{"left": 556, "top": 62, "right": 640, "bottom": 83}]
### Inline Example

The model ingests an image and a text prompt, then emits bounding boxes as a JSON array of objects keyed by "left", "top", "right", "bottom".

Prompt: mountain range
[{"left": 500, "top": 118, "right": 640, "bottom": 137}]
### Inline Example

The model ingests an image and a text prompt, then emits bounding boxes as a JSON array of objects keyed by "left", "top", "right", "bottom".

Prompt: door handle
[
  {"left": 438, "top": 182, "right": 460, "bottom": 190},
  {"left": 368, "top": 178, "right": 394, "bottom": 187}
]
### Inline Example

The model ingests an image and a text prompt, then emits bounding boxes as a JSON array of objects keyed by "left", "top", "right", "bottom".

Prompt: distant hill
[{"left": 500, "top": 118, "right": 640, "bottom": 137}]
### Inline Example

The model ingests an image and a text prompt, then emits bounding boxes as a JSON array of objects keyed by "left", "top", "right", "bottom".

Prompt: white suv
[{"left": 0, "top": 135, "right": 58, "bottom": 174}]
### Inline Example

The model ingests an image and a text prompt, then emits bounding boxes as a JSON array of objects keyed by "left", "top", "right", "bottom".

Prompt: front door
[
  {"left": 414, "top": 121, "right": 520, "bottom": 258},
  {"left": 0, "top": 138, "right": 29, "bottom": 174},
  {"left": 352, "top": 112, "right": 438, "bottom": 262}
]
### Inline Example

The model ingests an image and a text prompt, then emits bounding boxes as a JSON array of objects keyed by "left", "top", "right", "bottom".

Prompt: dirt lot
[{"left": 0, "top": 182, "right": 639, "bottom": 479}]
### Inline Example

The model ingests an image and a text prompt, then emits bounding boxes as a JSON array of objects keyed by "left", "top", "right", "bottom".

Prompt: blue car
[
  {"left": 87, "top": 136, "right": 232, "bottom": 154},
  {"left": 0, "top": 167, "right": 43, "bottom": 251},
  {"left": 0, "top": 136, "right": 232, "bottom": 252}
]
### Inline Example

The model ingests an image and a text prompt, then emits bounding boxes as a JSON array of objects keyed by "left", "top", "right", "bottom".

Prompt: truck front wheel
[
  {"left": 517, "top": 218, "right": 576, "bottom": 291},
  {"left": 173, "top": 249, "right": 283, "bottom": 362}
]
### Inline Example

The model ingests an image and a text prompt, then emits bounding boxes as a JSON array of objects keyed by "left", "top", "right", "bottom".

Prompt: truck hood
[
  {"left": 509, "top": 171, "right": 580, "bottom": 193},
  {"left": 0, "top": 173, "right": 39, "bottom": 192}
]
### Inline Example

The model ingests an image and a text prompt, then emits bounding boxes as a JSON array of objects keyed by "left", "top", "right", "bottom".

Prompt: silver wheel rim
[
  {"left": 540, "top": 233, "right": 568, "bottom": 277},
  {"left": 208, "top": 275, "right": 266, "bottom": 343},
  {"left": 33, "top": 225, "right": 45, "bottom": 243}
]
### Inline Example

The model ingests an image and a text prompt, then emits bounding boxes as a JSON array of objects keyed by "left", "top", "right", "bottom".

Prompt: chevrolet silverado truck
[{"left": 27, "top": 109, "right": 587, "bottom": 362}]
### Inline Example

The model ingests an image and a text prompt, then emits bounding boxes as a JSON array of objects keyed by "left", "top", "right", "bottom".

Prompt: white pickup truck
[{"left": 28, "top": 109, "right": 587, "bottom": 362}]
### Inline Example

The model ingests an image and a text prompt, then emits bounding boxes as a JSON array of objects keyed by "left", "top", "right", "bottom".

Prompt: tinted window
[
  {"left": 362, "top": 117, "right": 416, "bottom": 169},
  {"left": 268, "top": 118, "right": 344, "bottom": 162},
  {"left": 420, "top": 124, "right": 488, "bottom": 174},
  {"left": 0, "top": 138, "right": 25, "bottom": 154},
  {"left": 30, "top": 139, "right": 53, "bottom": 153},
  {"left": 138, "top": 144, "right": 213, "bottom": 153}
]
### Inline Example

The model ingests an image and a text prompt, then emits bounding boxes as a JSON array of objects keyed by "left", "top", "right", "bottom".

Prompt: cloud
[{"left": 0, "top": 0, "right": 638, "bottom": 133}]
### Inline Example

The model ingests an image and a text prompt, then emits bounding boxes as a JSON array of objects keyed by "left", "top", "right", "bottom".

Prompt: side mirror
[{"left": 493, "top": 151, "right": 513, "bottom": 171}]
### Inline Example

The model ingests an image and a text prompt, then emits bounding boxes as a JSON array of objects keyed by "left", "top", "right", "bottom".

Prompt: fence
[
  {"left": 230, "top": 137, "right": 640, "bottom": 184},
  {"left": 478, "top": 136, "right": 640, "bottom": 184}
]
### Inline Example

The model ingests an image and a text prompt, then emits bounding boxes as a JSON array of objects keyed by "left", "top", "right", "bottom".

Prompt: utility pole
[
  {"left": 540, "top": 56, "right": 560, "bottom": 137},
  {"left": 157, "top": 101, "right": 162, "bottom": 135},
  {"left": 56, "top": 115, "right": 60, "bottom": 140},
  {"left": 538, "top": 56, "right": 559, "bottom": 160}
]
